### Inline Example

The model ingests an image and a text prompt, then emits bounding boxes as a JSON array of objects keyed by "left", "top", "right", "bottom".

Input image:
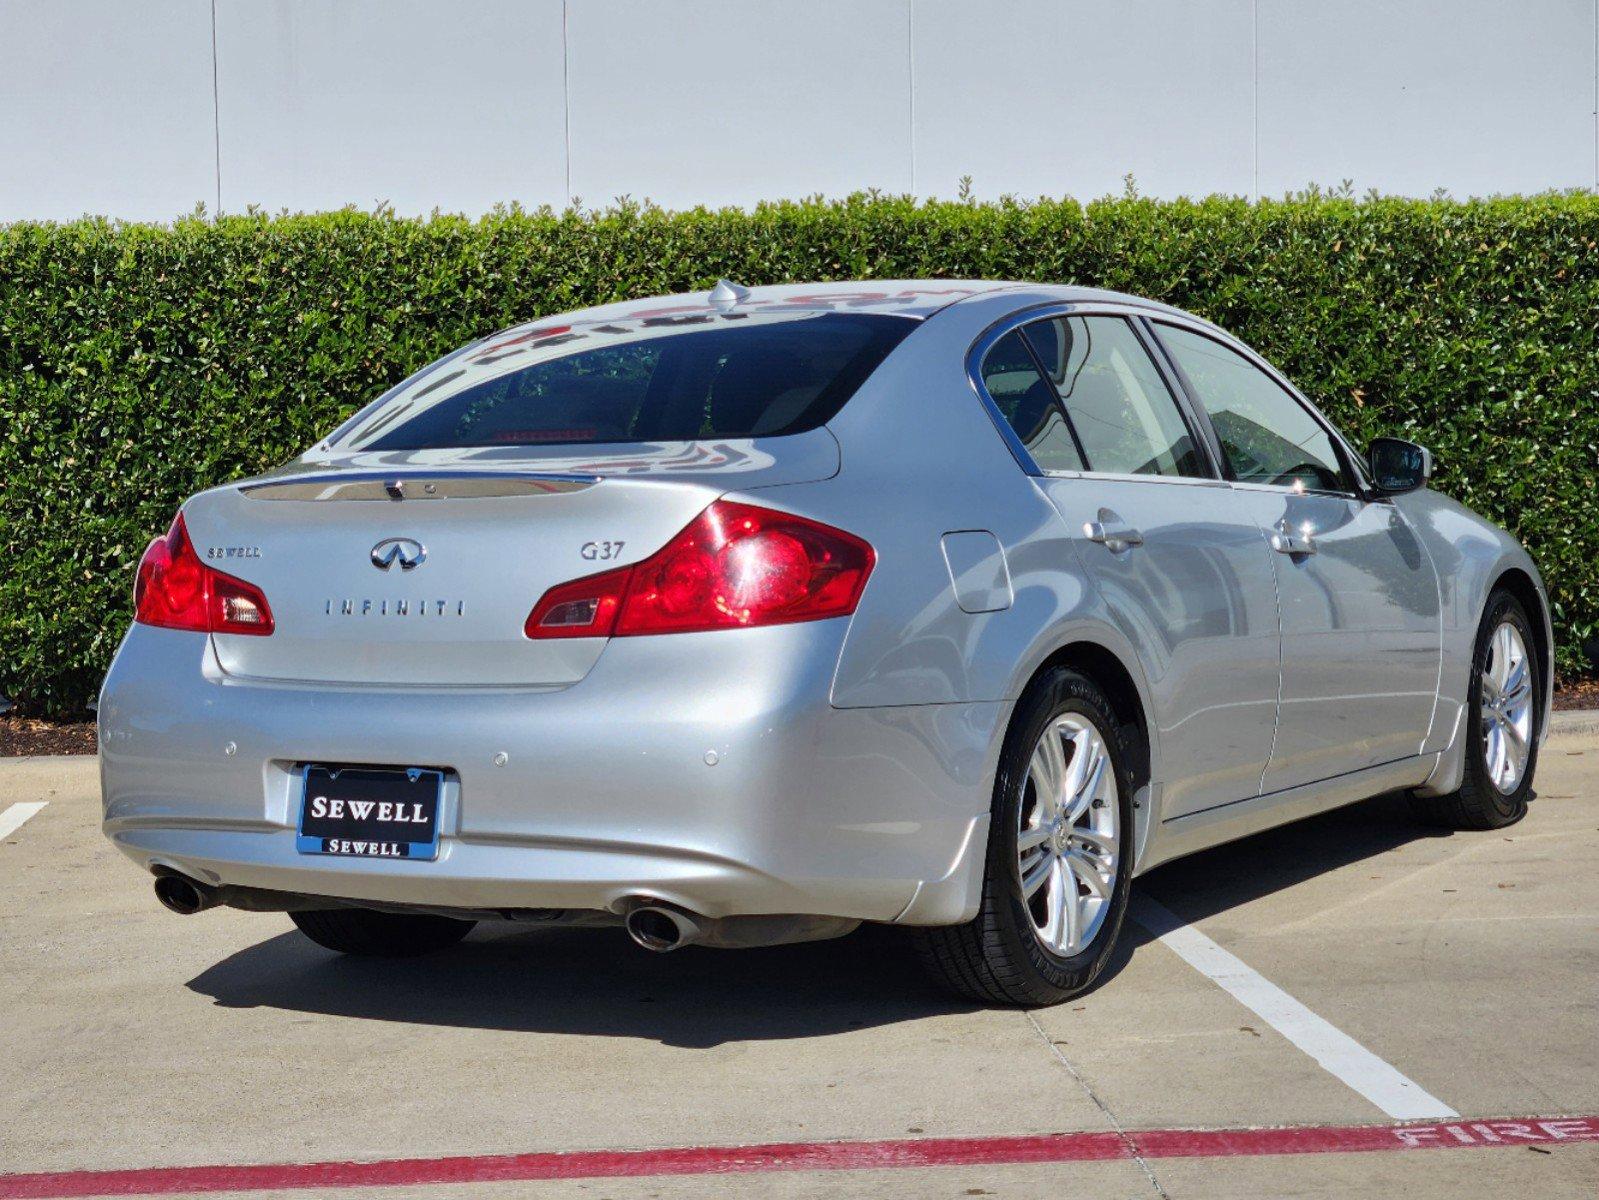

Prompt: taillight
[
  {"left": 522, "top": 564, "right": 631, "bottom": 639},
  {"left": 618, "top": 502, "right": 873, "bottom": 634},
  {"left": 523, "top": 501, "right": 874, "bottom": 639},
  {"left": 134, "top": 514, "right": 274, "bottom": 636}
]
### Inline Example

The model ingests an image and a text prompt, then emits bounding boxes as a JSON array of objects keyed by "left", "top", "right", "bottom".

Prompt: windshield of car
[{"left": 338, "top": 311, "right": 915, "bottom": 451}]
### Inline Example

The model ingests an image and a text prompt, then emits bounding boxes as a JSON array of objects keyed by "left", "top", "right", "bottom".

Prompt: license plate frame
[{"left": 295, "top": 764, "right": 445, "bottom": 861}]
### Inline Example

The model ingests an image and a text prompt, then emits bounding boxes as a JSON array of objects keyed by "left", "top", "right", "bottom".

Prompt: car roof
[{"left": 482, "top": 279, "right": 1203, "bottom": 342}]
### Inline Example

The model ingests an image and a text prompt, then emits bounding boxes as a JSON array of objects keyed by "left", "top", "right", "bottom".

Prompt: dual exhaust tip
[
  {"left": 152, "top": 878, "right": 849, "bottom": 954},
  {"left": 153, "top": 874, "right": 705, "bottom": 951}
]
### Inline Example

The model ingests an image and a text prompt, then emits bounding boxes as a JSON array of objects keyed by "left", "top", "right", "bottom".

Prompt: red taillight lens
[
  {"left": 618, "top": 501, "right": 874, "bottom": 634},
  {"left": 134, "top": 514, "right": 274, "bottom": 636},
  {"left": 524, "top": 501, "right": 874, "bottom": 639}
]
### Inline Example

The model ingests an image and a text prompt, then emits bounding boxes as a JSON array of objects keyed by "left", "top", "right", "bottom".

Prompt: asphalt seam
[
  {"left": 1550, "top": 708, "right": 1599, "bottom": 737},
  {"left": 1024, "top": 1008, "right": 1173, "bottom": 1199}
]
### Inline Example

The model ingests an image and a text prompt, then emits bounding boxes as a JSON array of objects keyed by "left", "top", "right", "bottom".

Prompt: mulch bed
[
  {"left": 0, "top": 716, "right": 98, "bottom": 757},
  {"left": 1553, "top": 677, "right": 1599, "bottom": 711},
  {"left": 4, "top": 678, "right": 1598, "bottom": 757}
]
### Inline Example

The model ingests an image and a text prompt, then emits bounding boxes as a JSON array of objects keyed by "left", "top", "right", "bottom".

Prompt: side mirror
[{"left": 1368, "top": 437, "right": 1433, "bottom": 496}]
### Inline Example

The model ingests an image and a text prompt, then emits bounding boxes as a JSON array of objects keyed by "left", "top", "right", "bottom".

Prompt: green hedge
[{"left": 2, "top": 194, "right": 1596, "bottom": 717}]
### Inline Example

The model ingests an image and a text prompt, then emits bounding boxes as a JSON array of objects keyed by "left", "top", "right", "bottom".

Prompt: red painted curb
[{"left": 1, "top": 1117, "right": 1595, "bottom": 1198}]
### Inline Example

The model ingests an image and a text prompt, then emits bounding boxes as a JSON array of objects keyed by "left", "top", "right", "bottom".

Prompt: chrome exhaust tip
[
  {"left": 624, "top": 904, "right": 700, "bottom": 952},
  {"left": 153, "top": 873, "right": 218, "bottom": 916}
]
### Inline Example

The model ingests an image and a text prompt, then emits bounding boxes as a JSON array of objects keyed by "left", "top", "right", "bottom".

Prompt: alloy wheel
[
  {"left": 1017, "top": 714, "right": 1120, "bottom": 956},
  {"left": 1480, "top": 620, "right": 1534, "bottom": 794}
]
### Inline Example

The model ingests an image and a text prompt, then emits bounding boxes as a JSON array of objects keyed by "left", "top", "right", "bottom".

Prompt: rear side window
[
  {"left": 978, "top": 329, "right": 1087, "bottom": 472},
  {"left": 344, "top": 312, "right": 914, "bottom": 450},
  {"left": 1022, "top": 316, "right": 1206, "bottom": 479}
]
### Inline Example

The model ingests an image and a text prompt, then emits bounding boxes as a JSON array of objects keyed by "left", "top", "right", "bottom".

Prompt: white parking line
[
  {"left": 1131, "top": 894, "right": 1459, "bottom": 1121},
  {"left": 0, "top": 801, "right": 49, "bottom": 841}
]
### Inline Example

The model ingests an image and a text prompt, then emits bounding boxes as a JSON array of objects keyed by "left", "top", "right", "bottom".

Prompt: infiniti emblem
[{"left": 371, "top": 537, "right": 426, "bottom": 571}]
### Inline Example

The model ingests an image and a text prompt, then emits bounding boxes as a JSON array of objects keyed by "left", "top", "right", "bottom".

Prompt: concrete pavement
[{"left": 1, "top": 732, "right": 1595, "bottom": 1198}]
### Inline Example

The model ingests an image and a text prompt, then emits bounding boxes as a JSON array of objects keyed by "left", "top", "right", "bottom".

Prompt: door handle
[
  {"left": 1084, "top": 511, "right": 1145, "bottom": 553},
  {"left": 1270, "top": 521, "right": 1316, "bottom": 556}
]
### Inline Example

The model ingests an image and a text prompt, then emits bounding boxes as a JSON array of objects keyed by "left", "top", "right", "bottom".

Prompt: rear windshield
[{"left": 340, "top": 311, "right": 914, "bottom": 450}]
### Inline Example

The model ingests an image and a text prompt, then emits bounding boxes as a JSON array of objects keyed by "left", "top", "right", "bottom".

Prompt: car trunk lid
[{"left": 182, "top": 435, "right": 836, "bottom": 687}]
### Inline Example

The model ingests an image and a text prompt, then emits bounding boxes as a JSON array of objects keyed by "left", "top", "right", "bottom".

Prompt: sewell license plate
[{"left": 296, "top": 765, "right": 444, "bottom": 861}]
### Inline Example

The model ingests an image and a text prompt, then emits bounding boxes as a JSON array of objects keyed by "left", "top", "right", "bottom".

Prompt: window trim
[
  {"left": 1011, "top": 325, "right": 1093, "bottom": 470},
  {"left": 977, "top": 325, "right": 1091, "bottom": 474},
  {"left": 965, "top": 302, "right": 1225, "bottom": 487},
  {"left": 1143, "top": 317, "right": 1372, "bottom": 501}
]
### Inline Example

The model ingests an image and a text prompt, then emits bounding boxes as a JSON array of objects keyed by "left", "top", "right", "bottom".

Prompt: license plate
[{"left": 296, "top": 765, "right": 444, "bottom": 861}]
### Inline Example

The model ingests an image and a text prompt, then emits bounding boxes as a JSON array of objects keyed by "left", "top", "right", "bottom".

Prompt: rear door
[
  {"left": 981, "top": 313, "right": 1282, "bottom": 819},
  {"left": 1150, "top": 321, "right": 1441, "bottom": 791}
]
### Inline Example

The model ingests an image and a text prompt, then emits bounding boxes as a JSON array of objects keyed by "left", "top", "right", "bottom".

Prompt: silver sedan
[{"left": 99, "top": 280, "right": 1550, "bottom": 1005}]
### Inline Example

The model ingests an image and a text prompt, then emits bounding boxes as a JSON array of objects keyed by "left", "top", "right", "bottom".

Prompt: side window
[
  {"left": 1022, "top": 316, "right": 1206, "bottom": 478},
  {"left": 1156, "top": 324, "right": 1352, "bottom": 494},
  {"left": 979, "top": 329, "right": 1086, "bottom": 473}
]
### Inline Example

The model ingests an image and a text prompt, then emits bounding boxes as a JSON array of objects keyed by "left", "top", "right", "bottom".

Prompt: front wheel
[
  {"left": 290, "top": 908, "right": 476, "bottom": 957},
  {"left": 1411, "top": 589, "right": 1540, "bottom": 830},
  {"left": 915, "top": 667, "right": 1135, "bottom": 1006}
]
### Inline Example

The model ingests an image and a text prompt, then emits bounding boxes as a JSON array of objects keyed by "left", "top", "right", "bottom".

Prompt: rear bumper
[{"left": 99, "top": 623, "right": 1003, "bottom": 925}]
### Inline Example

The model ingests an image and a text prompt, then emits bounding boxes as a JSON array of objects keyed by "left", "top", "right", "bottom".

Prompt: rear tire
[
  {"left": 290, "top": 908, "right": 476, "bottom": 957},
  {"left": 914, "top": 667, "right": 1136, "bottom": 1006},
  {"left": 1410, "top": 589, "right": 1539, "bottom": 831}
]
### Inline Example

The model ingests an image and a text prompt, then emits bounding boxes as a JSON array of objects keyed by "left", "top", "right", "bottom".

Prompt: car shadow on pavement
[
  {"left": 186, "top": 791, "right": 1456, "bottom": 1043},
  {"left": 1104, "top": 789, "right": 1459, "bottom": 973},
  {"left": 186, "top": 919, "right": 976, "bottom": 1048}
]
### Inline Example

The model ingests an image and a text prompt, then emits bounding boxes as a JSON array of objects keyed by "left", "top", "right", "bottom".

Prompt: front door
[{"left": 1153, "top": 322, "right": 1441, "bottom": 792}]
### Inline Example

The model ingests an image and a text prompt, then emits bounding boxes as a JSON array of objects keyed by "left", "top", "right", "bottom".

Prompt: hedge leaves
[{"left": 2, "top": 194, "right": 1595, "bottom": 716}]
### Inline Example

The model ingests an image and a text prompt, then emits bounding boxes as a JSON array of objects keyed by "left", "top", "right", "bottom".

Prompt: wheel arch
[
  {"left": 1416, "top": 558, "right": 1555, "bottom": 798},
  {"left": 1013, "top": 634, "right": 1160, "bottom": 874}
]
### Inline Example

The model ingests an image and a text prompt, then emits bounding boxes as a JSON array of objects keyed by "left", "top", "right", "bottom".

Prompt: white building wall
[
  {"left": 1, "top": 0, "right": 1595, "bottom": 223},
  {"left": 567, "top": 0, "right": 914, "bottom": 208},
  {"left": 213, "top": 0, "right": 570, "bottom": 216},
  {"left": 1255, "top": 0, "right": 1597, "bottom": 198},
  {"left": 0, "top": 0, "right": 217, "bottom": 221}
]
